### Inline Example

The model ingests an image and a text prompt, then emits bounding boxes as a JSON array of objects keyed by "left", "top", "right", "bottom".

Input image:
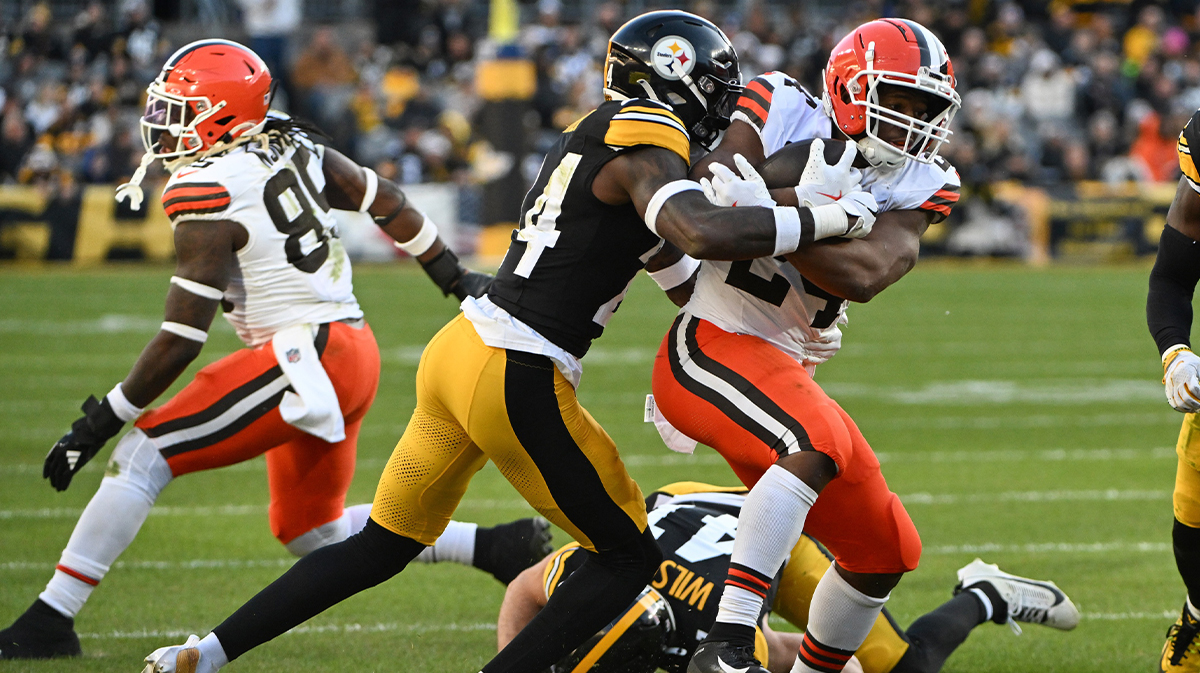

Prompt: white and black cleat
[
  {"left": 954, "top": 558, "right": 1080, "bottom": 635},
  {"left": 687, "top": 639, "right": 769, "bottom": 673}
]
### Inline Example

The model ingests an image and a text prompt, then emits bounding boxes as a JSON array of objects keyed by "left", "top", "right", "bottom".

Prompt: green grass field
[{"left": 0, "top": 261, "right": 1184, "bottom": 672}]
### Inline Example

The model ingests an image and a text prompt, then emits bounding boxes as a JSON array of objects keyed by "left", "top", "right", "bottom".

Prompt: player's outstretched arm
[
  {"left": 43, "top": 221, "right": 237, "bottom": 491},
  {"left": 321, "top": 148, "right": 491, "bottom": 300},
  {"left": 496, "top": 556, "right": 553, "bottom": 650},
  {"left": 595, "top": 146, "right": 797, "bottom": 261},
  {"left": 1150, "top": 177, "right": 1200, "bottom": 412},
  {"left": 644, "top": 241, "right": 699, "bottom": 307},
  {"left": 783, "top": 209, "right": 928, "bottom": 303}
]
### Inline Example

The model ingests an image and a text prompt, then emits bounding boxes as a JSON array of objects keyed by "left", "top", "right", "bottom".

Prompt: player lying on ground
[
  {"left": 139, "top": 11, "right": 888, "bottom": 673},
  {"left": 1146, "top": 105, "right": 1200, "bottom": 673},
  {"left": 649, "top": 19, "right": 968, "bottom": 673},
  {"left": 500, "top": 483, "right": 1079, "bottom": 673},
  {"left": 0, "top": 38, "right": 503, "bottom": 660}
]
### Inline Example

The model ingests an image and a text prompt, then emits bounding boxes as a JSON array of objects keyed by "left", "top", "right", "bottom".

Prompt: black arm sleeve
[{"left": 1148, "top": 225, "right": 1200, "bottom": 356}]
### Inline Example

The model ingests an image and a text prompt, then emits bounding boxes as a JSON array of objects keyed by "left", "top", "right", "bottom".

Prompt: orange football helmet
[
  {"left": 140, "top": 39, "right": 272, "bottom": 164},
  {"left": 822, "top": 19, "right": 960, "bottom": 169}
]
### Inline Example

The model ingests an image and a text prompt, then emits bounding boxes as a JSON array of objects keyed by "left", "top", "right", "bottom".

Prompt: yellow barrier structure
[{"left": 0, "top": 184, "right": 174, "bottom": 264}]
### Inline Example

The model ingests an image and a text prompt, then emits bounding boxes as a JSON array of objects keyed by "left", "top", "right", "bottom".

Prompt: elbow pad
[{"left": 1148, "top": 225, "right": 1200, "bottom": 355}]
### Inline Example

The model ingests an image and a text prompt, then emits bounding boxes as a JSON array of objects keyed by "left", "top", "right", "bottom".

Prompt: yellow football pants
[
  {"left": 370, "top": 314, "right": 648, "bottom": 551},
  {"left": 773, "top": 536, "right": 910, "bottom": 673},
  {"left": 1176, "top": 413, "right": 1200, "bottom": 527}
]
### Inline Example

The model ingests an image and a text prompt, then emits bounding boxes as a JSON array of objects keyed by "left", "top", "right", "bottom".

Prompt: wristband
[
  {"left": 772, "top": 207, "right": 803, "bottom": 256},
  {"left": 359, "top": 167, "right": 378, "bottom": 213},
  {"left": 645, "top": 180, "right": 703, "bottom": 236},
  {"left": 395, "top": 215, "right": 438, "bottom": 256},
  {"left": 170, "top": 276, "right": 224, "bottom": 301},
  {"left": 105, "top": 383, "right": 144, "bottom": 423},
  {"left": 648, "top": 255, "right": 700, "bottom": 291},
  {"left": 161, "top": 321, "right": 208, "bottom": 343},
  {"left": 1164, "top": 344, "right": 1193, "bottom": 369},
  {"left": 809, "top": 203, "right": 851, "bottom": 240}
]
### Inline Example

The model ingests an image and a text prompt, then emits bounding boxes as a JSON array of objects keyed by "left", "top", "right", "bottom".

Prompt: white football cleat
[
  {"left": 954, "top": 558, "right": 1080, "bottom": 635},
  {"left": 142, "top": 634, "right": 202, "bottom": 673}
]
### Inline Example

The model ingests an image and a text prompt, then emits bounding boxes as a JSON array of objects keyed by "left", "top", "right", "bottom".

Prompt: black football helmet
[
  {"left": 548, "top": 587, "right": 675, "bottom": 673},
  {"left": 605, "top": 10, "right": 742, "bottom": 148}
]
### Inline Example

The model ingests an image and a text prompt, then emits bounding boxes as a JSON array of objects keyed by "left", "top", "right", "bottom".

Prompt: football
[{"left": 755, "top": 138, "right": 869, "bottom": 189}]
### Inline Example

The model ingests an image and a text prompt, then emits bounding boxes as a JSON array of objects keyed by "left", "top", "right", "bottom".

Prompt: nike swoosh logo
[
  {"left": 816, "top": 191, "right": 843, "bottom": 201},
  {"left": 176, "top": 169, "right": 199, "bottom": 178},
  {"left": 717, "top": 657, "right": 749, "bottom": 673}
]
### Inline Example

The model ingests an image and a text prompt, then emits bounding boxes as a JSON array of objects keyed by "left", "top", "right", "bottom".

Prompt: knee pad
[
  {"left": 284, "top": 511, "right": 351, "bottom": 557},
  {"left": 594, "top": 528, "right": 663, "bottom": 582},
  {"left": 105, "top": 429, "right": 173, "bottom": 503}
]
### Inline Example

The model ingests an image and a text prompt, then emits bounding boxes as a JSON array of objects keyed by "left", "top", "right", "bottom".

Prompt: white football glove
[
  {"left": 795, "top": 138, "right": 878, "bottom": 239},
  {"left": 700, "top": 154, "right": 776, "bottom": 208},
  {"left": 1164, "top": 346, "right": 1200, "bottom": 413},
  {"left": 802, "top": 326, "right": 843, "bottom": 365},
  {"left": 143, "top": 634, "right": 217, "bottom": 673}
]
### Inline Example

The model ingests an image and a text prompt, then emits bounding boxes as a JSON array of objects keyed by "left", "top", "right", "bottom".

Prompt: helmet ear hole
[{"left": 839, "top": 82, "right": 852, "bottom": 105}]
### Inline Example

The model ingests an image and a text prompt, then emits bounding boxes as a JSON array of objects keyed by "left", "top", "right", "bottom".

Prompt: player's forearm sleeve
[{"left": 1148, "top": 225, "right": 1200, "bottom": 356}]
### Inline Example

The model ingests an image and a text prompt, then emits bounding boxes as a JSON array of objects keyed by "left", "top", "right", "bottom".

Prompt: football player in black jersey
[
  {"left": 1147, "top": 110, "right": 1200, "bottom": 673},
  {"left": 140, "top": 11, "right": 884, "bottom": 673},
  {"left": 500, "top": 483, "right": 1079, "bottom": 673}
]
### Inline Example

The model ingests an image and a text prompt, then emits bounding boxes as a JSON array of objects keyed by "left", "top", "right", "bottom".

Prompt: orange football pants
[
  {"left": 652, "top": 313, "right": 921, "bottom": 574},
  {"left": 134, "top": 321, "right": 380, "bottom": 544}
]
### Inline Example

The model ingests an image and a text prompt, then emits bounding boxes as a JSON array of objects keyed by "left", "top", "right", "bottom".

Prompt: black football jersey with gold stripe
[
  {"left": 544, "top": 484, "right": 778, "bottom": 673},
  {"left": 488, "top": 98, "right": 692, "bottom": 358},
  {"left": 1178, "top": 110, "right": 1200, "bottom": 192}
]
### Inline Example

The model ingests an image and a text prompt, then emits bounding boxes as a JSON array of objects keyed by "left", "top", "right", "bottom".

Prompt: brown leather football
[{"left": 755, "top": 138, "right": 868, "bottom": 189}]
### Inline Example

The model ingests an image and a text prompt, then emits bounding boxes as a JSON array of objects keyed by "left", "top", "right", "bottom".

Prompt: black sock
[
  {"left": 704, "top": 622, "right": 758, "bottom": 647},
  {"left": 890, "top": 593, "right": 986, "bottom": 673},
  {"left": 481, "top": 528, "right": 661, "bottom": 673},
  {"left": 212, "top": 519, "right": 425, "bottom": 661},
  {"left": 1175, "top": 519, "right": 1200, "bottom": 607}
]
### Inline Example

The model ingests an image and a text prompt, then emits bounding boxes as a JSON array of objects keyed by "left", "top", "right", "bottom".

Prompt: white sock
[
  {"left": 715, "top": 464, "right": 819, "bottom": 628},
  {"left": 792, "top": 566, "right": 888, "bottom": 673},
  {"left": 1188, "top": 596, "right": 1200, "bottom": 621},
  {"left": 345, "top": 503, "right": 372, "bottom": 535},
  {"left": 969, "top": 587, "right": 994, "bottom": 622},
  {"left": 41, "top": 478, "right": 159, "bottom": 617},
  {"left": 197, "top": 632, "right": 229, "bottom": 671},
  {"left": 414, "top": 521, "right": 478, "bottom": 565}
]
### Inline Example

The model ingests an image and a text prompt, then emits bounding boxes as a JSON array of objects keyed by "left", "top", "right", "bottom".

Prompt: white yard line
[{"left": 79, "top": 621, "right": 497, "bottom": 640}]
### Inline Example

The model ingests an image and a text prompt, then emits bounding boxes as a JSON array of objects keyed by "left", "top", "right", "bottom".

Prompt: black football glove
[
  {"left": 452, "top": 270, "right": 494, "bottom": 301},
  {"left": 44, "top": 395, "right": 125, "bottom": 492},
  {"left": 420, "top": 247, "right": 494, "bottom": 300}
]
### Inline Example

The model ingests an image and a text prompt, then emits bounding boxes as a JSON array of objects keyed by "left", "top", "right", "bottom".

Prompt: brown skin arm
[
  {"left": 120, "top": 220, "right": 244, "bottom": 407},
  {"left": 321, "top": 147, "right": 448, "bottom": 266},
  {"left": 592, "top": 146, "right": 780, "bottom": 261},
  {"left": 783, "top": 210, "right": 929, "bottom": 303},
  {"left": 691, "top": 119, "right": 766, "bottom": 181},
  {"left": 643, "top": 241, "right": 698, "bottom": 307},
  {"left": 497, "top": 555, "right": 553, "bottom": 650},
  {"left": 1167, "top": 176, "right": 1200, "bottom": 239}
]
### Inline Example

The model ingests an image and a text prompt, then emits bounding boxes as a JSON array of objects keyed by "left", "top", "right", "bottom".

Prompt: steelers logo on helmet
[{"left": 651, "top": 36, "right": 696, "bottom": 81}]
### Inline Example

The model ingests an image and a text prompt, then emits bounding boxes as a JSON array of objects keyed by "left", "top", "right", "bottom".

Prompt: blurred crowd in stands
[{"left": 3, "top": 0, "right": 1200, "bottom": 229}]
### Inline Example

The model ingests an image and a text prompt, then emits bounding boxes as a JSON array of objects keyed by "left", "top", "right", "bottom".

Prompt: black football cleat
[
  {"left": 474, "top": 517, "right": 554, "bottom": 584},
  {"left": 0, "top": 599, "right": 82, "bottom": 659},
  {"left": 687, "top": 639, "right": 769, "bottom": 673}
]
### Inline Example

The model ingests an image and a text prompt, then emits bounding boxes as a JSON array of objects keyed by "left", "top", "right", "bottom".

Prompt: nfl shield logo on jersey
[{"left": 286, "top": 348, "right": 301, "bottom": 363}]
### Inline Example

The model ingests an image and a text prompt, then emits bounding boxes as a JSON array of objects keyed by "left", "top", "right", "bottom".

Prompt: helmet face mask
[
  {"left": 822, "top": 19, "right": 961, "bottom": 170},
  {"left": 139, "top": 86, "right": 224, "bottom": 161},
  {"left": 605, "top": 10, "right": 743, "bottom": 149}
]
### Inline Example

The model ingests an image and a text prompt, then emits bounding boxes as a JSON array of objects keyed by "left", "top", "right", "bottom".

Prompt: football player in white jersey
[
  {"left": 650, "top": 19, "right": 965, "bottom": 673},
  {"left": 0, "top": 39, "right": 546, "bottom": 660}
]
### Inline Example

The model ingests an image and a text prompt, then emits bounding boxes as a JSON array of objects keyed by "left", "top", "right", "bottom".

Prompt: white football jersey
[
  {"left": 685, "top": 71, "right": 961, "bottom": 365},
  {"left": 161, "top": 131, "right": 362, "bottom": 347}
]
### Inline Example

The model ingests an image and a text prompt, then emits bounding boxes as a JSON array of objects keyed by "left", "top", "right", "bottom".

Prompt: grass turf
[{"left": 0, "top": 261, "right": 1182, "bottom": 672}]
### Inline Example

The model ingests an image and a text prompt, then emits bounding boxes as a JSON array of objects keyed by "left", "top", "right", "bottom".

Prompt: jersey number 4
[
  {"left": 263, "top": 146, "right": 332, "bottom": 274},
  {"left": 724, "top": 261, "right": 841, "bottom": 329}
]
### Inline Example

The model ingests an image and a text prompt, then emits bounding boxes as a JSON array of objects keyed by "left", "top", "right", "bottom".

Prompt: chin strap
[{"left": 115, "top": 151, "right": 155, "bottom": 211}]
